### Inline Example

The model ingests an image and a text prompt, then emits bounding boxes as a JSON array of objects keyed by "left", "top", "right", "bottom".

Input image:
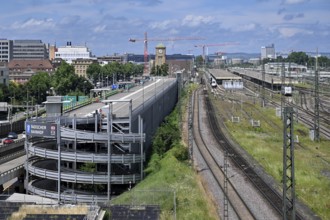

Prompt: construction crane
[
  {"left": 194, "top": 42, "right": 240, "bottom": 64},
  {"left": 129, "top": 32, "right": 204, "bottom": 75}
]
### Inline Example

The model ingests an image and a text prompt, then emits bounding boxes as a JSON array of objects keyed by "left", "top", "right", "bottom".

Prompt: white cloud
[
  {"left": 12, "top": 18, "right": 55, "bottom": 29},
  {"left": 278, "top": 27, "right": 313, "bottom": 37},
  {"left": 232, "top": 23, "right": 256, "bottom": 32},
  {"left": 181, "top": 15, "right": 213, "bottom": 27},
  {"left": 149, "top": 20, "right": 175, "bottom": 30},
  {"left": 282, "top": 0, "right": 309, "bottom": 5},
  {"left": 93, "top": 24, "right": 107, "bottom": 33}
]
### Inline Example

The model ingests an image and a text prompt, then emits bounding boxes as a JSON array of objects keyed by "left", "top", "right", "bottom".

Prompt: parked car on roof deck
[
  {"left": 8, "top": 132, "right": 18, "bottom": 139},
  {"left": 3, "top": 138, "right": 14, "bottom": 144}
]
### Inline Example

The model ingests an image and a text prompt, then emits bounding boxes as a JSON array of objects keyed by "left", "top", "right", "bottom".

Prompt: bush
[
  {"left": 152, "top": 109, "right": 181, "bottom": 157},
  {"left": 172, "top": 143, "right": 189, "bottom": 161}
]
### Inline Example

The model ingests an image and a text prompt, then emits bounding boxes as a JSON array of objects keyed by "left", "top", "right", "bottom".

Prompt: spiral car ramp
[
  {"left": 25, "top": 99, "right": 145, "bottom": 204},
  {"left": 24, "top": 77, "right": 179, "bottom": 204}
]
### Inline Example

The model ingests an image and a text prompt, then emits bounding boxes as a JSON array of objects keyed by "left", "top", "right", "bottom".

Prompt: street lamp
[
  {"left": 9, "top": 97, "right": 14, "bottom": 131},
  {"left": 83, "top": 81, "right": 87, "bottom": 95},
  {"left": 49, "top": 87, "right": 55, "bottom": 96},
  {"left": 23, "top": 101, "right": 31, "bottom": 119}
]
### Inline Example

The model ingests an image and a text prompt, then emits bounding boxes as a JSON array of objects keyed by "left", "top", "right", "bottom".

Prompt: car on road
[
  {"left": 7, "top": 132, "right": 18, "bottom": 139},
  {"left": 3, "top": 138, "right": 14, "bottom": 144}
]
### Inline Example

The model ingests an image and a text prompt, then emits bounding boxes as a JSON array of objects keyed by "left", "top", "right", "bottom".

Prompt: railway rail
[
  {"left": 241, "top": 78, "right": 330, "bottom": 140},
  {"left": 192, "top": 88, "right": 255, "bottom": 220},
  {"left": 199, "top": 86, "right": 305, "bottom": 219}
]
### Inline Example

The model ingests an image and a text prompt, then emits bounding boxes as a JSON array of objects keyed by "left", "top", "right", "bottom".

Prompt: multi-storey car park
[{"left": 24, "top": 77, "right": 179, "bottom": 204}]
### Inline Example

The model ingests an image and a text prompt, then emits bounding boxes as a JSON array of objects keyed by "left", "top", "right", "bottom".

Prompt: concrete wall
[{"left": 131, "top": 81, "right": 178, "bottom": 155}]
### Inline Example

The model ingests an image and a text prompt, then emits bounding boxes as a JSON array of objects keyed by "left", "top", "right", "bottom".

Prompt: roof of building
[
  {"left": 8, "top": 59, "right": 53, "bottom": 69},
  {"left": 156, "top": 43, "right": 166, "bottom": 48},
  {"left": 209, "top": 69, "right": 242, "bottom": 80}
]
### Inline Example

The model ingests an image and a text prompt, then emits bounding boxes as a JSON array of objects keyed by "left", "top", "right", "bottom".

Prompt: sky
[{"left": 0, "top": 0, "right": 329, "bottom": 56}]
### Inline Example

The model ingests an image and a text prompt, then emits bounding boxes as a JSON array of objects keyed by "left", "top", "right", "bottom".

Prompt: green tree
[
  {"left": 26, "top": 72, "right": 52, "bottom": 104},
  {"left": 86, "top": 63, "right": 102, "bottom": 83},
  {"left": 195, "top": 55, "right": 204, "bottom": 67},
  {"left": 287, "top": 52, "right": 309, "bottom": 65},
  {"left": 318, "top": 56, "right": 330, "bottom": 70},
  {"left": 160, "top": 63, "right": 169, "bottom": 76},
  {"left": 51, "top": 62, "right": 81, "bottom": 95},
  {"left": 152, "top": 110, "right": 181, "bottom": 157},
  {"left": 0, "top": 85, "right": 4, "bottom": 101}
]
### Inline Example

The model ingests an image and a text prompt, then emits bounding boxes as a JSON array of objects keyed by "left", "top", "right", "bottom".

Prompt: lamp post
[
  {"left": 83, "top": 81, "right": 87, "bottom": 95},
  {"left": 9, "top": 97, "right": 14, "bottom": 131},
  {"left": 23, "top": 101, "right": 31, "bottom": 119},
  {"left": 50, "top": 87, "right": 55, "bottom": 96}
]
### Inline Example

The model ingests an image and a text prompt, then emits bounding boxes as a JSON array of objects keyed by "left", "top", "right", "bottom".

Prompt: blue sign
[{"left": 26, "top": 122, "right": 57, "bottom": 138}]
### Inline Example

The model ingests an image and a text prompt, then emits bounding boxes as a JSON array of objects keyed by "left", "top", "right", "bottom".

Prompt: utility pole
[
  {"left": 282, "top": 107, "right": 296, "bottom": 220},
  {"left": 224, "top": 151, "right": 229, "bottom": 220},
  {"left": 261, "top": 62, "right": 266, "bottom": 107},
  {"left": 313, "top": 50, "right": 320, "bottom": 141},
  {"left": 281, "top": 62, "right": 286, "bottom": 118}
]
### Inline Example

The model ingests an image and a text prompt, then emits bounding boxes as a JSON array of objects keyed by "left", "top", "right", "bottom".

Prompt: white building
[
  {"left": 231, "top": 58, "right": 243, "bottom": 65},
  {"left": 265, "top": 62, "right": 307, "bottom": 77},
  {"left": 261, "top": 44, "right": 276, "bottom": 60},
  {"left": 55, "top": 42, "right": 92, "bottom": 64}
]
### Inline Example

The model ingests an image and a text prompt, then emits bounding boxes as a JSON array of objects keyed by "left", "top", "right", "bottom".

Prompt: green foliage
[
  {"left": 0, "top": 84, "right": 7, "bottom": 101},
  {"left": 87, "top": 62, "right": 143, "bottom": 84},
  {"left": 261, "top": 52, "right": 330, "bottom": 70},
  {"left": 287, "top": 51, "right": 309, "bottom": 65},
  {"left": 51, "top": 62, "right": 93, "bottom": 96},
  {"left": 79, "top": 162, "right": 96, "bottom": 172},
  {"left": 26, "top": 72, "right": 52, "bottom": 104},
  {"left": 172, "top": 143, "right": 189, "bottom": 161},
  {"left": 144, "top": 153, "right": 162, "bottom": 175},
  {"left": 152, "top": 109, "right": 181, "bottom": 157},
  {"left": 113, "top": 151, "right": 216, "bottom": 220},
  {"left": 195, "top": 55, "right": 204, "bottom": 67},
  {"left": 150, "top": 63, "right": 169, "bottom": 76},
  {"left": 86, "top": 63, "right": 102, "bottom": 81}
]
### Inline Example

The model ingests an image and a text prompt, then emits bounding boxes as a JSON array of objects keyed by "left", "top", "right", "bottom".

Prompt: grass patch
[
  {"left": 214, "top": 98, "right": 330, "bottom": 219},
  {"left": 112, "top": 146, "right": 217, "bottom": 220}
]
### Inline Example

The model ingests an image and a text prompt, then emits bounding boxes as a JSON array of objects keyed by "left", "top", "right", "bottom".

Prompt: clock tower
[{"left": 155, "top": 43, "right": 166, "bottom": 67}]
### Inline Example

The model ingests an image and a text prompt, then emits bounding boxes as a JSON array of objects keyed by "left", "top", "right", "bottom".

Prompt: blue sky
[{"left": 0, "top": 0, "right": 329, "bottom": 56}]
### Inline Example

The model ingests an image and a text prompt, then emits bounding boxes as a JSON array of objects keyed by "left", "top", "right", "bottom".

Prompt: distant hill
[
  {"left": 209, "top": 52, "right": 330, "bottom": 60},
  {"left": 208, "top": 52, "right": 260, "bottom": 60},
  {"left": 223, "top": 52, "right": 260, "bottom": 60}
]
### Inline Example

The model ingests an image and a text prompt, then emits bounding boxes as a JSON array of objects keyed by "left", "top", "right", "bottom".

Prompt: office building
[
  {"left": 0, "top": 62, "right": 10, "bottom": 85},
  {"left": 55, "top": 42, "right": 92, "bottom": 64},
  {"left": 0, "top": 39, "right": 13, "bottom": 62},
  {"left": 13, "top": 40, "right": 48, "bottom": 60},
  {"left": 261, "top": 44, "right": 276, "bottom": 60}
]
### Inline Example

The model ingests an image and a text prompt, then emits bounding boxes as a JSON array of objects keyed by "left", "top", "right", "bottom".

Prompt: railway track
[
  {"left": 241, "top": 78, "right": 330, "bottom": 140},
  {"left": 192, "top": 88, "right": 255, "bottom": 220},
  {"left": 198, "top": 87, "right": 305, "bottom": 219}
]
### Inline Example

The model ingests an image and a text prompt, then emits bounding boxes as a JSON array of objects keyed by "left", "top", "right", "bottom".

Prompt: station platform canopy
[{"left": 208, "top": 69, "right": 242, "bottom": 82}]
